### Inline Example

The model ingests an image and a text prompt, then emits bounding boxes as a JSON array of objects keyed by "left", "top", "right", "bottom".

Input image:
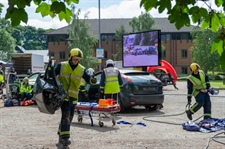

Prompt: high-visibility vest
[
  {"left": 103, "top": 67, "right": 120, "bottom": 94},
  {"left": 0, "top": 70, "right": 4, "bottom": 83},
  {"left": 19, "top": 83, "right": 32, "bottom": 94},
  {"left": 188, "top": 70, "right": 207, "bottom": 97},
  {"left": 58, "top": 62, "right": 84, "bottom": 104}
]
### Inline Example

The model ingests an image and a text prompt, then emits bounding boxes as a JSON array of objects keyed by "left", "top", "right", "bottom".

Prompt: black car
[{"left": 88, "top": 69, "right": 164, "bottom": 112}]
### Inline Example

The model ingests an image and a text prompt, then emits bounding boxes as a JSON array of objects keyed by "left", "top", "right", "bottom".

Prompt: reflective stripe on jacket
[
  {"left": 58, "top": 62, "right": 84, "bottom": 104},
  {"left": 187, "top": 70, "right": 207, "bottom": 97},
  {"left": 103, "top": 67, "right": 120, "bottom": 94}
]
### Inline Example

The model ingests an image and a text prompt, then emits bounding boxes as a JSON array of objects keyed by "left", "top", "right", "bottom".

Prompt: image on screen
[{"left": 122, "top": 30, "right": 161, "bottom": 67}]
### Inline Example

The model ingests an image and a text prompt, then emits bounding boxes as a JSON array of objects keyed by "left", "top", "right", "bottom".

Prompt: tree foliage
[
  {"left": 0, "top": 28, "right": 16, "bottom": 61},
  {"left": 10, "top": 25, "right": 50, "bottom": 50},
  {"left": 140, "top": 0, "right": 225, "bottom": 69},
  {"left": 129, "top": 12, "right": 165, "bottom": 56},
  {"left": 3, "top": 0, "right": 78, "bottom": 26},
  {"left": 190, "top": 27, "right": 220, "bottom": 76},
  {"left": 113, "top": 25, "right": 128, "bottom": 60},
  {"left": 129, "top": 11, "right": 156, "bottom": 32},
  {"left": 69, "top": 9, "right": 98, "bottom": 69}
]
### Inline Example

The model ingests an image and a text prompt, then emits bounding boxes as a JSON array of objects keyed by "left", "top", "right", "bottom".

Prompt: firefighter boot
[
  {"left": 56, "top": 136, "right": 63, "bottom": 147},
  {"left": 186, "top": 110, "right": 193, "bottom": 120},
  {"left": 62, "top": 138, "right": 71, "bottom": 146}
]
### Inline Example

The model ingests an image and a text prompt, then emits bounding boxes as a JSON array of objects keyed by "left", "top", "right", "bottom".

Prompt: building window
[
  {"left": 60, "top": 51, "right": 66, "bottom": 60},
  {"left": 104, "top": 51, "right": 107, "bottom": 58},
  {"left": 161, "top": 34, "right": 166, "bottom": 41},
  {"left": 181, "top": 33, "right": 188, "bottom": 40},
  {"left": 166, "top": 34, "right": 171, "bottom": 40},
  {"left": 181, "top": 67, "right": 188, "bottom": 74},
  {"left": 101, "top": 35, "right": 107, "bottom": 41},
  {"left": 181, "top": 49, "right": 187, "bottom": 58}
]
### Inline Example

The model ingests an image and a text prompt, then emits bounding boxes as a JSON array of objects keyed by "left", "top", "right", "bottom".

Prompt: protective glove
[
  {"left": 84, "top": 92, "right": 89, "bottom": 98},
  {"left": 91, "top": 77, "right": 97, "bottom": 84},
  {"left": 187, "top": 96, "right": 192, "bottom": 104},
  {"left": 208, "top": 88, "right": 214, "bottom": 95}
]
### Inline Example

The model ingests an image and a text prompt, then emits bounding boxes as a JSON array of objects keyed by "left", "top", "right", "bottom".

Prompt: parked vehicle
[
  {"left": 88, "top": 69, "right": 164, "bottom": 112},
  {"left": 10, "top": 53, "right": 45, "bottom": 80}
]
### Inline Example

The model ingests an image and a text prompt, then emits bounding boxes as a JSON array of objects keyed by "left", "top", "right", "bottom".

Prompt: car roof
[{"left": 119, "top": 69, "right": 147, "bottom": 73}]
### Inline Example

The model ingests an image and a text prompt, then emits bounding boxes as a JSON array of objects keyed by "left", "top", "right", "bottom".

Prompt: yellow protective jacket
[
  {"left": 102, "top": 67, "right": 121, "bottom": 94},
  {"left": 58, "top": 62, "right": 84, "bottom": 104},
  {"left": 19, "top": 83, "right": 32, "bottom": 94},
  {"left": 0, "top": 70, "right": 4, "bottom": 83},
  {"left": 187, "top": 70, "right": 207, "bottom": 97}
]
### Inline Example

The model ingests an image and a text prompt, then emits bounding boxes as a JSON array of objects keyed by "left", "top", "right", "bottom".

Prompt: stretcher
[{"left": 75, "top": 102, "right": 121, "bottom": 127}]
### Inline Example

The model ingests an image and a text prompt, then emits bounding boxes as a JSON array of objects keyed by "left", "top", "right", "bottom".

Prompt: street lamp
[{"left": 98, "top": 0, "right": 102, "bottom": 70}]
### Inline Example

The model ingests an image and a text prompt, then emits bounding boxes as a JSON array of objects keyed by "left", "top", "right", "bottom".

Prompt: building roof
[{"left": 46, "top": 18, "right": 194, "bottom": 36}]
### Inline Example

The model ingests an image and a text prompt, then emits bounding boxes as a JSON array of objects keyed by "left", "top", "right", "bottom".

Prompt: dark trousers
[
  {"left": 190, "top": 92, "right": 211, "bottom": 119},
  {"left": 58, "top": 100, "right": 75, "bottom": 139},
  {"left": 20, "top": 92, "right": 33, "bottom": 101}
]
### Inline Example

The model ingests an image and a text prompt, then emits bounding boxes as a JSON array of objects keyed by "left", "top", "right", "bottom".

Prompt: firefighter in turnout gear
[
  {"left": 100, "top": 59, "right": 123, "bottom": 101},
  {"left": 186, "top": 63, "right": 212, "bottom": 121},
  {"left": 55, "top": 48, "right": 97, "bottom": 146}
]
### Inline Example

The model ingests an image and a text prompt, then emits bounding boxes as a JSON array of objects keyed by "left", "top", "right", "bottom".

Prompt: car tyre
[{"left": 118, "top": 97, "right": 126, "bottom": 113}]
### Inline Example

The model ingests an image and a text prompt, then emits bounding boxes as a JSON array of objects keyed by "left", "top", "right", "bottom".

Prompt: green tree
[
  {"left": 3, "top": 0, "right": 78, "bottom": 26},
  {"left": 140, "top": 0, "right": 225, "bottom": 69},
  {"left": 190, "top": 27, "right": 220, "bottom": 79},
  {"left": 129, "top": 12, "right": 156, "bottom": 32},
  {"left": 0, "top": 28, "right": 16, "bottom": 61},
  {"left": 113, "top": 25, "right": 128, "bottom": 60},
  {"left": 129, "top": 12, "right": 165, "bottom": 58},
  {"left": 69, "top": 9, "right": 98, "bottom": 69},
  {"left": 11, "top": 26, "right": 49, "bottom": 50}
]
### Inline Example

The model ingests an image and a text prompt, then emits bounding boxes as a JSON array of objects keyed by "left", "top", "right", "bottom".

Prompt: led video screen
[{"left": 122, "top": 30, "right": 161, "bottom": 67}]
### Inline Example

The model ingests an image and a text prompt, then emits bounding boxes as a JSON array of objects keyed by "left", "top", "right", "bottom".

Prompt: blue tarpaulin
[{"left": 182, "top": 118, "right": 225, "bottom": 133}]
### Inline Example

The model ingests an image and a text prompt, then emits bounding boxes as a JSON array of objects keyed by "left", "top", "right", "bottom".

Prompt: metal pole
[{"left": 98, "top": 0, "right": 102, "bottom": 71}]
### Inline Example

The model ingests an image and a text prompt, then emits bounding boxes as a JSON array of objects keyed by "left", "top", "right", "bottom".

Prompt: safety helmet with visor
[
  {"left": 69, "top": 48, "right": 83, "bottom": 60},
  {"left": 87, "top": 68, "right": 95, "bottom": 76},
  {"left": 190, "top": 63, "right": 200, "bottom": 72},
  {"left": 106, "top": 59, "right": 115, "bottom": 67}
]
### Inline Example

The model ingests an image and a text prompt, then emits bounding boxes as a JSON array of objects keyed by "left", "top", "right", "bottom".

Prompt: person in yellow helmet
[
  {"left": 54, "top": 48, "right": 97, "bottom": 147},
  {"left": 186, "top": 63, "right": 212, "bottom": 121}
]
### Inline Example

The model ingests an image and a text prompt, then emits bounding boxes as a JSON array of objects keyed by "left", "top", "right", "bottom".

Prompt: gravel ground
[{"left": 0, "top": 82, "right": 225, "bottom": 149}]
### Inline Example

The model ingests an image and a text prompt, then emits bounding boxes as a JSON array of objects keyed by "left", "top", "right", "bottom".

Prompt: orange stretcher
[{"left": 75, "top": 102, "right": 121, "bottom": 127}]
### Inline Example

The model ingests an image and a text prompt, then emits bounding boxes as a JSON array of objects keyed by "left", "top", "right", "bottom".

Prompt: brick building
[{"left": 46, "top": 18, "right": 194, "bottom": 74}]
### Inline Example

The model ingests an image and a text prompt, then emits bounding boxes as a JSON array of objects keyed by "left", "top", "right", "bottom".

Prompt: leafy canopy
[
  {"left": 140, "top": 0, "right": 225, "bottom": 69},
  {"left": 3, "top": 0, "right": 79, "bottom": 26}
]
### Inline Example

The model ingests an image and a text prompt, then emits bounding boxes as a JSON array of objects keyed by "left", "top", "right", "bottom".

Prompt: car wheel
[{"left": 118, "top": 97, "right": 126, "bottom": 113}]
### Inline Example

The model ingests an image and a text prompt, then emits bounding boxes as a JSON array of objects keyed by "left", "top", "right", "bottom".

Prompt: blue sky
[{"left": 0, "top": 0, "right": 221, "bottom": 29}]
